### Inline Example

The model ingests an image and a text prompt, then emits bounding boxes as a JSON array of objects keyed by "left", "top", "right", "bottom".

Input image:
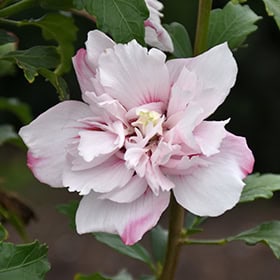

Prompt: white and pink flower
[
  {"left": 19, "top": 30, "right": 254, "bottom": 245},
  {"left": 144, "top": 0, "right": 174, "bottom": 52}
]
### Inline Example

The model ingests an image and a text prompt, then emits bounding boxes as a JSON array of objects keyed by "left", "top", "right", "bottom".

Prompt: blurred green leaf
[
  {"left": 262, "top": 0, "right": 280, "bottom": 29},
  {"left": 139, "top": 276, "right": 156, "bottom": 280},
  {"left": 0, "top": 240, "right": 50, "bottom": 280},
  {"left": 56, "top": 200, "right": 79, "bottom": 230},
  {"left": 39, "top": 68, "right": 69, "bottom": 100},
  {"left": 94, "top": 232, "right": 154, "bottom": 267},
  {"left": 74, "top": 0, "right": 149, "bottom": 44},
  {"left": 0, "top": 223, "right": 8, "bottom": 241},
  {"left": 0, "top": 46, "right": 59, "bottom": 83},
  {"left": 0, "top": 30, "right": 16, "bottom": 45},
  {"left": 74, "top": 270, "right": 132, "bottom": 280},
  {"left": 229, "top": 221, "right": 280, "bottom": 259},
  {"left": 74, "top": 273, "right": 110, "bottom": 280},
  {"left": 0, "top": 125, "right": 18, "bottom": 146},
  {"left": 150, "top": 225, "right": 168, "bottom": 264},
  {"left": 0, "top": 97, "right": 32, "bottom": 124},
  {"left": 185, "top": 212, "right": 207, "bottom": 235},
  {"left": 164, "top": 22, "right": 193, "bottom": 58},
  {"left": 240, "top": 173, "right": 280, "bottom": 203},
  {"left": 22, "top": 13, "right": 77, "bottom": 74},
  {"left": 39, "top": 0, "right": 74, "bottom": 10},
  {"left": 208, "top": 2, "right": 261, "bottom": 49}
]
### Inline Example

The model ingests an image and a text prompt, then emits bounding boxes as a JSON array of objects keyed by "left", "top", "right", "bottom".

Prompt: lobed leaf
[
  {"left": 0, "top": 241, "right": 50, "bottom": 280},
  {"left": 74, "top": 0, "right": 149, "bottom": 44},
  {"left": 229, "top": 221, "right": 280, "bottom": 259},
  {"left": 0, "top": 46, "right": 59, "bottom": 83},
  {"left": 239, "top": 173, "right": 280, "bottom": 203},
  {"left": 94, "top": 232, "right": 153, "bottom": 266},
  {"left": 164, "top": 22, "right": 193, "bottom": 58},
  {"left": 262, "top": 0, "right": 280, "bottom": 29},
  {"left": 208, "top": 2, "right": 261, "bottom": 49},
  {"left": 22, "top": 13, "right": 77, "bottom": 75},
  {"left": 74, "top": 273, "right": 110, "bottom": 280}
]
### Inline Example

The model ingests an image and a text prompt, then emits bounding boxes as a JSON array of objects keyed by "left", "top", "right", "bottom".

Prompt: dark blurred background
[{"left": 0, "top": 0, "right": 280, "bottom": 279}]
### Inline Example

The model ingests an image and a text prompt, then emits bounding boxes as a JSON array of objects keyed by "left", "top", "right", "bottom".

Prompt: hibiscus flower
[
  {"left": 19, "top": 30, "right": 254, "bottom": 245},
  {"left": 144, "top": 0, "right": 174, "bottom": 52}
]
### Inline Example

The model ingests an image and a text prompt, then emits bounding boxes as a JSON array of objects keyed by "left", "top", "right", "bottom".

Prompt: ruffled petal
[
  {"left": 97, "top": 40, "right": 170, "bottom": 110},
  {"left": 63, "top": 156, "right": 134, "bottom": 195},
  {"left": 144, "top": 0, "right": 174, "bottom": 52},
  {"left": 172, "top": 133, "right": 254, "bottom": 216},
  {"left": 19, "top": 101, "right": 92, "bottom": 187},
  {"left": 76, "top": 189, "right": 170, "bottom": 245},
  {"left": 99, "top": 175, "right": 148, "bottom": 203},
  {"left": 167, "top": 43, "right": 237, "bottom": 119},
  {"left": 194, "top": 120, "right": 229, "bottom": 157}
]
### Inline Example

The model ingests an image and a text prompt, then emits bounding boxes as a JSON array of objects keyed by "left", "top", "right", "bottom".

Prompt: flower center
[{"left": 136, "top": 110, "right": 161, "bottom": 127}]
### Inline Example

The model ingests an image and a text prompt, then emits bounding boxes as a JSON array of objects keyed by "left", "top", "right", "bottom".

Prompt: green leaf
[
  {"left": 74, "top": 0, "right": 149, "bottom": 44},
  {"left": 74, "top": 271, "right": 132, "bottom": 280},
  {"left": 0, "top": 240, "right": 50, "bottom": 280},
  {"left": 164, "top": 22, "right": 193, "bottom": 58},
  {"left": 229, "top": 221, "right": 280, "bottom": 259},
  {"left": 0, "top": 223, "right": 8, "bottom": 241},
  {"left": 23, "top": 13, "right": 77, "bottom": 74},
  {"left": 0, "top": 30, "right": 16, "bottom": 45},
  {"left": 94, "top": 232, "right": 153, "bottom": 266},
  {"left": 139, "top": 276, "right": 156, "bottom": 280},
  {"left": 0, "top": 97, "right": 32, "bottom": 124},
  {"left": 74, "top": 273, "right": 110, "bottom": 280},
  {"left": 0, "top": 125, "right": 18, "bottom": 146},
  {"left": 208, "top": 2, "right": 261, "bottom": 49},
  {"left": 239, "top": 173, "right": 280, "bottom": 203},
  {"left": 39, "top": 0, "right": 74, "bottom": 10},
  {"left": 0, "top": 46, "right": 59, "bottom": 83},
  {"left": 56, "top": 200, "right": 79, "bottom": 230},
  {"left": 262, "top": 0, "right": 280, "bottom": 29},
  {"left": 185, "top": 212, "right": 207, "bottom": 235},
  {"left": 150, "top": 225, "right": 168, "bottom": 264},
  {"left": 39, "top": 68, "right": 69, "bottom": 100}
]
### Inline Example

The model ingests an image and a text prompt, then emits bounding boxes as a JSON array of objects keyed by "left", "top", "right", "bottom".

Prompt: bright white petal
[
  {"left": 63, "top": 156, "right": 134, "bottom": 195},
  {"left": 172, "top": 133, "right": 254, "bottom": 216},
  {"left": 19, "top": 101, "right": 92, "bottom": 187},
  {"left": 98, "top": 40, "right": 170, "bottom": 110},
  {"left": 76, "top": 189, "right": 170, "bottom": 245}
]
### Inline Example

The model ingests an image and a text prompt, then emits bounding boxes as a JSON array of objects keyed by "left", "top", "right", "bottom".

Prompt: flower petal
[
  {"left": 63, "top": 156, "right": 134, "bottom": 195},
  {"left": 144, "top": 0, "right": 174, "bottom": 52},
  {"left": 97, "top": 40, "right": 170, "bottom": 110},
  {"left": 167, "top": 43, "right": 237, "bottom": 119},
  {"left": 99, "top": 175, "right": 148, "bottom": 203},
  {"left": 18, "top": 101, "right": 92, "bottom": 187},
  {"left": 194, "top": 120, "right": 229, "bottom": 157},
  {"left": 172, "top": 133, "right": 254, "bottom": 216},
  {"left": 76, "top": 189, "right": 170, "bottom": 245}
]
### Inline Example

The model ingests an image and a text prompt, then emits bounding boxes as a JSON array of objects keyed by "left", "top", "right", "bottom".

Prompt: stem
[
  {"left": 194, "top": 0, "right": 213, "bottom": 55},
  {"left": 158, "top": 194, "right": 185, "bottom": 280},
  {"left": 182, "top": 238, "right": 228, "bottom": 246},
  {"left": 158, "top": 2, "right": 213, "bottom": 279},
  {"left": 0, "top": 0, "right": 37, "bottom": 18}
]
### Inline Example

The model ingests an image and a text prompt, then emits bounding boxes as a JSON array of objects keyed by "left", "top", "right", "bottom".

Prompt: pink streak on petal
[{"left": 121, "top": 214, "right": 151, "bottom": 245}]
